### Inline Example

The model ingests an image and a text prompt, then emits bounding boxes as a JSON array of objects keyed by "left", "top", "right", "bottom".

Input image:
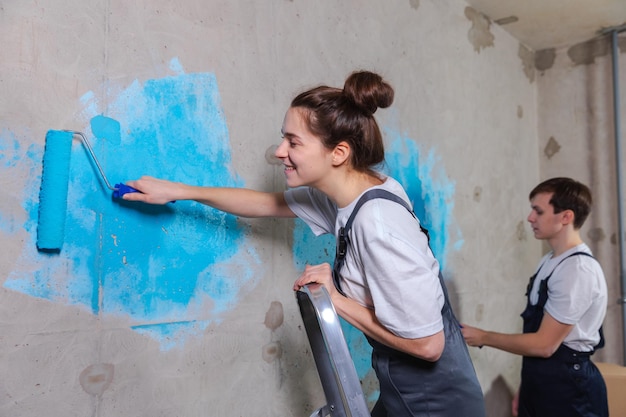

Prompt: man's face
[{"left": 527, "top": 192, "right": 566, "bottom": 241}]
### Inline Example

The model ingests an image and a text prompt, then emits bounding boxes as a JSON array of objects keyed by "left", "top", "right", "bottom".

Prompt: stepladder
[{"left": 296, "top": 284, "right": 371, "bottom": 417}]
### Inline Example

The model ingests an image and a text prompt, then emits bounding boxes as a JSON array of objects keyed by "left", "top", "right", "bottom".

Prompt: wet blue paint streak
[
  {"left": 131, "top": 319, "right": 212, "bottom": 351},
  {"left": 383, "top": 135, "right": 457, "bottom": 269},
  {"left": 2, "top": 62, "right": 259, "bottom": 349}
]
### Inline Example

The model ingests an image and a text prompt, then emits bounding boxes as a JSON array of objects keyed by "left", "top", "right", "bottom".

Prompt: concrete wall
[
  {"left": 0, "top": 1, "right": 621, "bottom": 416},
  {"left": 535, "top": 35, "right": 626, "bottom": 365}
]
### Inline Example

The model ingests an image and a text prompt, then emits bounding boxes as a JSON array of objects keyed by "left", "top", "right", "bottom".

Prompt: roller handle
[
  {"left": 113, "top": 183, "right": 140, "bottom": 199},
  {"left": 113, "top": 182, "right": 176, "bottom": 203}
]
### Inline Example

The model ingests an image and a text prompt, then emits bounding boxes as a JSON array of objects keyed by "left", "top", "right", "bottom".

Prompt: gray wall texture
[{"left": 0, "top": 1, "right": 623, "bottom": 416}]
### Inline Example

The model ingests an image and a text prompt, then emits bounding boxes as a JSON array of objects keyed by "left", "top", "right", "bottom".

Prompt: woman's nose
[{"left": 274, "top": 140, "right": 288, "bottom": 158}]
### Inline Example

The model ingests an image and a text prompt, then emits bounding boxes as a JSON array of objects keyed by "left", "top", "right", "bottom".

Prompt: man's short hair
[{"left": 529, "top": 177, "right": 592, "bottom": 229}]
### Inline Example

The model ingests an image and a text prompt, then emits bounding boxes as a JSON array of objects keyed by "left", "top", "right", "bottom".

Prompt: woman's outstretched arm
[{"left": 123, "top": 176, "right": 297, "bottom": 218}]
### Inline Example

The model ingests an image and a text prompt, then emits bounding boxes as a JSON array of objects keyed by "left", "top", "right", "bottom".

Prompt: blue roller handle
[
  {"left": 113, "top": 183, "right": 175, "bottom": 203},
  {"left": 113, "top": 183, "right": 139, "bottom": 199}
]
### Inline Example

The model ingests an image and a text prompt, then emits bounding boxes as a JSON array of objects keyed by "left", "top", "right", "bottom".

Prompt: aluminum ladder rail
[{"left": 296, "top": 284, "right": 371, "bottom": 417}]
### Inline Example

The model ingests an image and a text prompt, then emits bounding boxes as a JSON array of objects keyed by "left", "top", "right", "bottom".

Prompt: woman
[{"left": 124, "top": 71, "right": 485, "bottom": 416}]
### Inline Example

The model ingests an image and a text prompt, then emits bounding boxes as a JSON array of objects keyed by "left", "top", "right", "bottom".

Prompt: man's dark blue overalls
[{"left": 518, "top": 252, "right": 608, "bottom": 417}]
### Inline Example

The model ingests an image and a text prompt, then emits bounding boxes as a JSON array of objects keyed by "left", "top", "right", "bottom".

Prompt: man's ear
[
  {"left": 561, "top": 209, "right": 576, "bottom": 226},
  {"left": 332, "top": 141, "right": 351, "bottom": 166}
]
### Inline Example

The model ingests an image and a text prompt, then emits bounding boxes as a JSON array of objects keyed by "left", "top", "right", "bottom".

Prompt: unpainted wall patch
[
  {"left": 474, "top": 303, "right": 484, "bottom": 322},
  {"left": 535, "top": 48, "right": 556, "bottom": 72},
  {"left": 361, "top": 371, "right": 380, "bottom": 409},
  {"left": 465, "top": 7, "right": 495, "bottom": 53},
  {"left": 484, "top": 375, "right": 514, "bottom": 417},
  {"left": 264, "top": 301, "right": 284, "bottom": 330},
  {"left": 518, "top": 43, "right": 535, "bottom": 83},
  {"left": 587, "top": 227, "right": 606, "bottom": 242},
  {"left": 409, "top": 0, "right": 420, "bottom": 10},
  {"left": 494, "top": 15, "right": 518, "bottom": 26},
  {"left": 567, "top": 37, "right": 609, "bottom": 66},
  {"left": 544, "top": 136, "right": 561, "bottom": 159},
  {"left": 473, "top": 186, "right": 482, "bottom": 202},
  {"left": 265, "top": 144, "right": 282, "bottom": 166},
  {"left": 262, "top": 341, "right": 283, "bottom": 363},
  {"left": 79, "top": 363, "right": 114, "bottom": 396},
  {"left": 516, "top": 220, "right": 527, "bottom": 241}
]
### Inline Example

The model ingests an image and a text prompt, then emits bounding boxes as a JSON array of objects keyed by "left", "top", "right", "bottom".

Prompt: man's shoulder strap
[{"left": 553, "top": 251, "right": 596, "bottom": 270}]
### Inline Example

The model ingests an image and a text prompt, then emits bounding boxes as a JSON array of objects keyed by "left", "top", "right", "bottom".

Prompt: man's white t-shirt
[{"left": 529, "top": 243, "right": 608, "bottom": 352}]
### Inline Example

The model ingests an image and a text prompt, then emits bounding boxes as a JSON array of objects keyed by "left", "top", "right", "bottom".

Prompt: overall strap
[
  {"left": 551, "top": 251, "right": 594, "bottom": 273},
  {"left": 332, "top": 189, "right": 430, "bottom": 296},
  {"left": 526, "top": 251, "right": 605, "bottom": 350},
  {"left": 545, "top": 252, "right": 594, "bottom": 287},
  {"left": 526, "top": 251, "right": 594, "bottom": 297},
  {"left": 345, "top": 189, "right": 413, "bottom": 230},
  {"left": 343, "top": 189, "right": 429, "bottom": 241}
]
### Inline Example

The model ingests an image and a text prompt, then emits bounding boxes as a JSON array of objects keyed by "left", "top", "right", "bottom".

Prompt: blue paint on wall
[
  {"left": 2, "top": 59, "right": 260, "bottom": 349},
  {"left": 383, "top": 133, "right": 460, "bottom": 268},
  {"left": 291, "top": 131, "right": 460, "bottom": 388}
]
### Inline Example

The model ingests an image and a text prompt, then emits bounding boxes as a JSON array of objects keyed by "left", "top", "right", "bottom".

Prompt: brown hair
[
  {"left": 290, "top": 71, "right": 394, "bottom": 173},
  {"left": 529, "top": 177, "right": 592, "bottom": 229}
]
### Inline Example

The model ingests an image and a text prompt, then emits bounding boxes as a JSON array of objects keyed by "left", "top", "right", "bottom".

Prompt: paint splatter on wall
[
  {"left": 1, "top": 58, "right": 461, "bottom": 364},
  {"left": 384, "top": 131, "right": 462, "bottom": 261},
  {"left": 1, "top": 59, "right": 260, "bottom": 350}
]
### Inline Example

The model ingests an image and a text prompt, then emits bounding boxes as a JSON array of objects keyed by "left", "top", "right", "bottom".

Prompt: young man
[{"left": 461, "top": 177, "right": 608, "bottom": 417}]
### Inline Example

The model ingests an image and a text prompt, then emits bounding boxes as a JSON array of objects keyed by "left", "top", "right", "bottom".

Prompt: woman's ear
[{"left": 332, "top": 141, "right": 351, "bottom": 166}]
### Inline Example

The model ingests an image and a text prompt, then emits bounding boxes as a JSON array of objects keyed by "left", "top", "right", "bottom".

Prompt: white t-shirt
[
  {"left": 284, "top": 176, "right": 445, "bottom": 339},
  {"left": 529, "top": 243, "right": 608, "bottom": 352}
]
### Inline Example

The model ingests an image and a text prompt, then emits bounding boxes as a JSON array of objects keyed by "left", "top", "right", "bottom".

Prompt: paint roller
[{"left": 36, "top": 129, "right": 138, "bottom": 251}]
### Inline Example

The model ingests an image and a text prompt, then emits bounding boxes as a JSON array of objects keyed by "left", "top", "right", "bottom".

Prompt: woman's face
[{"left": 275, "top": 107, "right": 334, "bottom": 189}]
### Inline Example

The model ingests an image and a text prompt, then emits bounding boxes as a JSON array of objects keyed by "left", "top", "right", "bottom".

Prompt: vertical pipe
[{"left": 610, "top": 29, "right": 626, "bottom": 365}]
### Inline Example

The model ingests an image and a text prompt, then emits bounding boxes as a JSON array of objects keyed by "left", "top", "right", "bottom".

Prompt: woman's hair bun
[{"left": 343, "top": 71, "right": 394, "bottom": 115}]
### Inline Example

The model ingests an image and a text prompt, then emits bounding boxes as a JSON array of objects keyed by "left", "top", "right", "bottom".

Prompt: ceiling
[{"left": 464, "top": 0, "right": 626, "bottom": 50}]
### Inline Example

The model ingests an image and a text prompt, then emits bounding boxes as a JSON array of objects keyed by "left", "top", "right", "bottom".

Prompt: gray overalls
[{"left": 333, "top": 189, "right": 485, "bottom": 417}]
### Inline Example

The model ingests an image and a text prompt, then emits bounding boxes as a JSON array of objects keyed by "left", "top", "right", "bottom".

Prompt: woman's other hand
[{"left": 293, "top": 263, "right": 336, "bottom": 296}]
